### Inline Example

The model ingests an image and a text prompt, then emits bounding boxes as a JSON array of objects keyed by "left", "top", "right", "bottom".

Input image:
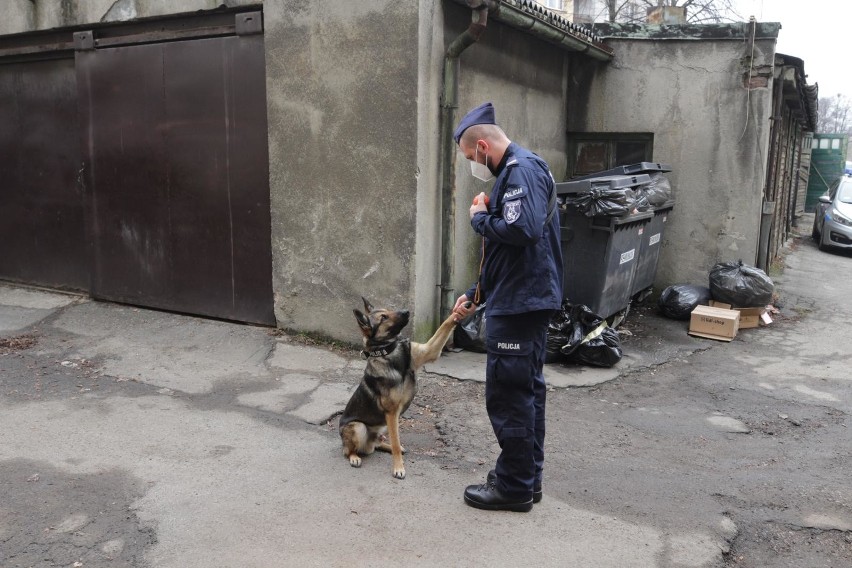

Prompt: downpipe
[
  {"left": 757, "top": 199, "right": 775, "bottom": 271},
  {"left": 438, "top": 1, "right": 492, "bottom": 323}
]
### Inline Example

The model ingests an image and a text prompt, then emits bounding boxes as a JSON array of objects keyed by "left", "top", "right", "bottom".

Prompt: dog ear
[
  {"left": 353, "top": 309, "right": 372, "bottom": 335},
  {"left": 361, "top": 297, "right": 374, "bottom": 314}
]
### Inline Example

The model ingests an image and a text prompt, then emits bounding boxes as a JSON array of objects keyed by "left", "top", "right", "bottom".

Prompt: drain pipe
[
  {"left": 438, "top": 1, "right": 491, "bottom": 323},
  {"left": 757, "top": 72, "right": 785, "bottom": 271}
]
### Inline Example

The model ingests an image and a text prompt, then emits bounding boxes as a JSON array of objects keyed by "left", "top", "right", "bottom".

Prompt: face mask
[{"left": 470, "top": 147, "right": 494, "bottom": 182}]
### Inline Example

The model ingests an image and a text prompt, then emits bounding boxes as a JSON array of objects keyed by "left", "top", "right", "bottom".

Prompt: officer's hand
[
  {"left": 452, "top": 294, "right": 475, "bottom": 321},
  {"left": 470, "top": 192, "right": 488, "bottom": 220}
]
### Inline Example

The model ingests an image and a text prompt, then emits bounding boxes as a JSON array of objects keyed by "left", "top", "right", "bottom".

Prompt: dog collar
[{"left": 360, "top": 341, "right": 397, "bottom": 360}]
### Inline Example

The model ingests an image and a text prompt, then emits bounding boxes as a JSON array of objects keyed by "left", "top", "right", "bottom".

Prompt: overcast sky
[{"left": 733, "top": 0, "right": 848, "bottom": 100}]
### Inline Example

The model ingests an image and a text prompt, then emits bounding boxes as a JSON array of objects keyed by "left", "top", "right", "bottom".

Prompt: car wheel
[
  {"left": 818, "top": 232, "right": 831, "bottom": 252},
  {"left": 812, "top": 225, "right": 820, "bottom": 240}
]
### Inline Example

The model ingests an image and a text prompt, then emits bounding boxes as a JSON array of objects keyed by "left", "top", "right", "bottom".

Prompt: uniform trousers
[{"left": 485, "top": 309, "right": 553, "bottom": 499}]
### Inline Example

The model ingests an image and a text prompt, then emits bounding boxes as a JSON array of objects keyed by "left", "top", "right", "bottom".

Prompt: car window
[
  {"left": 828, "top": 178, "right": 841, "bottom": 200},
  {"left": 838, "top": 182, "right": 852, "bottom": 204}
]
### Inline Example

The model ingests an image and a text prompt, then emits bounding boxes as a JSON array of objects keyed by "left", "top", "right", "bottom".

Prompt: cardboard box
[
  {"left": 734, "top": 307, "right": 765, "bottom": 329},
  {"left": 689, "top": 305, "right": 740, "bottom": 341},
  {"left": 709, "top": 301, "right": 766, "bottom": 329}
]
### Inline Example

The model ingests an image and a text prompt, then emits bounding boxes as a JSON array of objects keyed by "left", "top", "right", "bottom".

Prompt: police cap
[{"left": 453, "top": 102, "right": 496, "bottom": 144}]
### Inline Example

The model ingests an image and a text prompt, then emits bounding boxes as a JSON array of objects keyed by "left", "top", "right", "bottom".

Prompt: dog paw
[
  {"left": 392, "top": 467, "right": 406, "bottom": 480},
  {"left": 349, "top": 455, "right": 362, "bottom": 468}
]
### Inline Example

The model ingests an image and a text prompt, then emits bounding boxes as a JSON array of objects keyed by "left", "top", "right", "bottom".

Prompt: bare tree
[
  {"left": 818, "top": 95, "right": 852, "bottom": 135},
  {"left": 597, "top": 0, "right": 636, "bottom": 22},
  {"left": 596, "top": 0, "right": 743, "bottom": 23}
]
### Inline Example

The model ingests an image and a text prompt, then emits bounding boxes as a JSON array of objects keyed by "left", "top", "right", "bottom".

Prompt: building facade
[{"left": 0, "top": 1, "right": 815, "bottom": 343}]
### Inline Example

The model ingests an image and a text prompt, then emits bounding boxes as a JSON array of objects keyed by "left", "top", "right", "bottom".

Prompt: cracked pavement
[{"left": 1, "top": 219, "right": 850, "bottom": 567}]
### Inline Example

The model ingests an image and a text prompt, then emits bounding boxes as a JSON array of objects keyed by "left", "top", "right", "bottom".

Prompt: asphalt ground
[{"left": 1, "top": 218, "right": 850, "bottom": 567}]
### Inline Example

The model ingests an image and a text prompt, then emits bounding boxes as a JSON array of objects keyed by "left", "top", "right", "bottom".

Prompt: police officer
[{"left": 452, "top": 102, "right": 563, "bottom": 513}]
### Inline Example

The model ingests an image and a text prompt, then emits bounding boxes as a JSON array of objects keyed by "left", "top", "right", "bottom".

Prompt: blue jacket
[{"left": 464, "top": 142, "right": 563, "bottom": 316}]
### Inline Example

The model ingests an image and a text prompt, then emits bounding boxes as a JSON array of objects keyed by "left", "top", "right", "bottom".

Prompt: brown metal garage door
[
  {"left": 0, "top": 10, "right": 274, "bottom": 326},
  {"left": 76, "top": 29, "right": 274, "bottom": 325}
]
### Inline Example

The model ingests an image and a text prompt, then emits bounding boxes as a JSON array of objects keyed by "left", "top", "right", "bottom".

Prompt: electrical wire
[{"left": 739, "top": 15, "right": 757, "bottom": 142}]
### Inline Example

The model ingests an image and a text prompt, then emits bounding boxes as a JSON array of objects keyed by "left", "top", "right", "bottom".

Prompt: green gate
[{"left": 806, "top": 134, "right": 848, "bottom": 211}]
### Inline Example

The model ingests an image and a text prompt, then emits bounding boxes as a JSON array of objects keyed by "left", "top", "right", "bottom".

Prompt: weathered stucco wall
[
  {"left": 2, "top": 1, "right": 35, "bottom": 33},
  {"left": 264, "top": 1, "right": 576, "bottom": 343},
  {"left": 0, "top": 0, "right": 258, "bottom": 33},
  {"left": 413, "top": 0, "right": 446, "bottom": 340},
  {"left": 264, "top": 1, "right": 422, "bottom": 342},
  {"left": 445, "top": 1, "right": 571, "bottom": 305},
  {"left": 569, "top": 35, "right": 776, "bottom": 290},
  {"left": 0, "top": 0, "right": 588, "bottom": 343}
]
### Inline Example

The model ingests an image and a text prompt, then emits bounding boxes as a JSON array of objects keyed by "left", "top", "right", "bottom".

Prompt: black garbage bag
[
  {"left": 545, "top": 303, "right": 572, "bottom": 364},
  {"left": 658, "top": 284, "right": 712, "bottom": 320},
  {"left": 545, "top": 300, "right": 589, "bottom": 363},
  {"left": 567, "top": 188, "right": 636, "bottom": 217},
  {"left": 642, "top": 172, "right": 673, "bottom": 206},
  {"left": 571, "top": 323, "right": 623, "bottom": 367},
  {"left": 631, "top": 188, "right": 653, "bottom": 211},
  {"left": 453, "top": 303, "right": 487, "bottom": 352},
  {"left": 709, "top": 260, "right": 774, "bottom": 307},
  {"left": 559, "top": 303, "right": 601, "bottom": 355},
  {"left": 557, "top": 303, "right": 623, "bottom": 368}
]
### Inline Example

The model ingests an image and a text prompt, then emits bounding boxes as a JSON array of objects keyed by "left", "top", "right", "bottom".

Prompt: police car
[{"left": 812, "top": 174, "right": 852, "bottom": 251}]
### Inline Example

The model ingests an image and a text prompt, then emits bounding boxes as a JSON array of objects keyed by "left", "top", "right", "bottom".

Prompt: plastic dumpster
[
  {"left": 556, "top": 173, "right": 651, "bottom": 196},
  {"left": 631, "top": 200, "right": 675, "bottom": 297},
  {"left": 560, "top": 206, "right": 654, "bottom": 320},
  {"left": 571, "top": 162, "right": 672, "bottom": 181}
]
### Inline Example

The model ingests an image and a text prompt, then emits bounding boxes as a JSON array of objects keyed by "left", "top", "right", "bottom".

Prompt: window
[
  {"left": 567, "top": 133, "right": 654, "bottom": 178},
  {"left": 819, "top": 138, "right": 830, "bottom": 149},
  {"left": 832, "top": 138, "right": 841, "bottom": 150},
  {"left": 828, "top": 178, "right": 841, "bottom": 200},
  {"left": 839, "top": 181, "right": 852, "bottom": 204}
]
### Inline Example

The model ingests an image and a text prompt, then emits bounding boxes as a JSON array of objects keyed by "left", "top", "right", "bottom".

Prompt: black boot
[
  {"left": 463, "top": 480, "right": 533, "bottom": 512},
  {"left": 487, "top": 469, "right": 543, "bottom": 504}
]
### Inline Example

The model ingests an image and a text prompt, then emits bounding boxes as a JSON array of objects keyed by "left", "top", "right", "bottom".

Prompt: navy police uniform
[{"left": 456, "top": 104, "right": 563, "bottom": 501}]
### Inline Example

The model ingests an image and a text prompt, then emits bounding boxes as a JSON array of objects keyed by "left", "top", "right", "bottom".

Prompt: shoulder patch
[
  {"left": 503, "top": 200, "right": 522, "bottom": 224},
  {"left": 502, "top": 186, "right": 527, "bottom": 201}
]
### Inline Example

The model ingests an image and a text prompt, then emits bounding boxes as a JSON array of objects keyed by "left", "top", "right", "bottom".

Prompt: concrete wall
[
  {"left": 445, "top": 1, "right": 571, "bottom": 307},
  {"left": 413, "top": 0, "right": 446, "bottom": 339},
  {"left": 0, "top": 0, "right": 258, "bottom": 33},
  {"left": 0, "top": 0, "right": 448, "bottom": 343},
  {"left": 0, "top": 0, "right": 589, "bottom": 344},
  {"left": 264, "top": 0, "right": 424, "bottom": 342},
  {"left": 568, "top": 36, "right": 776, "bottom": 289},
  {"left": 264, "top": 1, "right": 575, "bottom": 343},
  {"left": 2, "top": 1, "right": 35, "bottom": 34}
]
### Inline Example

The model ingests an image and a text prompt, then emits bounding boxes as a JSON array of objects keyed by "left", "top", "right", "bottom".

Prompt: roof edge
[
  {"left": 585, "top": 21, "right": 781, "bottom": 41},
  {"left": 449, "top": 0, "right": 613, "bottom": 61},
  {"left": 777, "top": 53, "right": 819, "bottom": 132}
]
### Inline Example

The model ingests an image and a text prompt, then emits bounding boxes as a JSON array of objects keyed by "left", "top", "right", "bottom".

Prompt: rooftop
[{"left": 585, "top": 21, "right": 781, "bottom": 40}]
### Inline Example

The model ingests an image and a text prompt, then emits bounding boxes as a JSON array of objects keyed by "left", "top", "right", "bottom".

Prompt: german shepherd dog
[{"left": 339, "top": 297, "right": 459, "bottom": 479}]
